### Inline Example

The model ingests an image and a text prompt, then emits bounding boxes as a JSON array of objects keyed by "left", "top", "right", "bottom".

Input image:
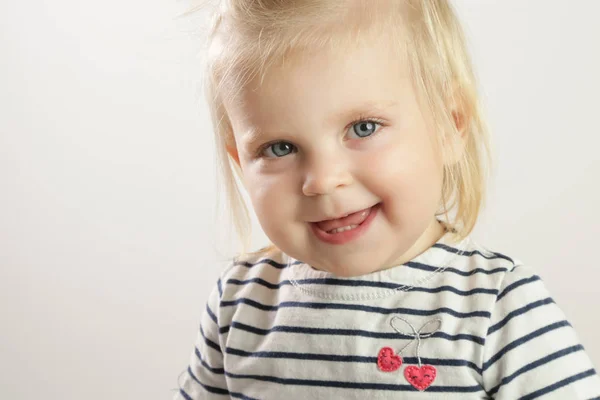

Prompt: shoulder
[
  {"left": 436, "top": 236, "right": 530, "bottom": 291},
  {"left": 470, "top": 245, "right": 600, "bottom": 396},
  {"left": 216, "top": 244, "right": 289, "bottom": 302},
  {"left": 453, "top": 237, "right": 536, "bottom": 288},
  {"left": 457, "top": 239, "right": 554, "bottom": 323},
  {"left": 438, "top": 237, "right": 552, "bottom": 313}
]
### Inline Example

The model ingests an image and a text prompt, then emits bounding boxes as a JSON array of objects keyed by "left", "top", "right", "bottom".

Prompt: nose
[{"left": 302, "top": 151, "right": 353, "bottom": 196}]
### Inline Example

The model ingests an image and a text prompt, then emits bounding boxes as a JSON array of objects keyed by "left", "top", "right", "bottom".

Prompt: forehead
[{"left": 225, "top": 35, "right": 414, "bottom": 133}]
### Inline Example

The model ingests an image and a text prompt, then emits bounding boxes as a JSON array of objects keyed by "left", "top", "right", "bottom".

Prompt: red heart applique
[
  {"left": 404, "top": 365, "right": 437, "bottom": 391},
  {"left": 377, "top": 347, "right": 403, "bottom": 372}
]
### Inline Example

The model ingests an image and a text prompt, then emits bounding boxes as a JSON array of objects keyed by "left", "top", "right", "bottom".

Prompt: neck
[{"left": 386, "top": 218, "right": 447, "bottom": 268}]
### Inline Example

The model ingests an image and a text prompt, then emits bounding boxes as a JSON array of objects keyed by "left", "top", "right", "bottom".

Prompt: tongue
[{"left": 315, "top": 207, "right": 372, "bottom": 232}]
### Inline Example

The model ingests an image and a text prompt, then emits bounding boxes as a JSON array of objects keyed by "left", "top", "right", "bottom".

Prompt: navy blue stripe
[
  {"left": 487, "top": 344, "right": 584, "bottom": 396},
  {"left": 227, "top": 347, "right": 374, "bottom": 363},
  {"left": 185, "top": 366, "right": 258, "bottom": 399},
  {"left": 411, "top": 284, "right": 497, "bottom": 296},
  {"left": 520, "top": 368, "right": 597, "bottom": 400},
  {"left": 200, "top": 326, "right": 222, "bottom": 353},
  {"left": 483, "top": 320, "right": 571, "bottom": 371},
  {"left": 229, "top": 391, "right": 259, "bottom": 399},
  {"left": 233, "top": 244, "right": 513, "bottom": 271},
  {"left": 405, "top": 261, "right": 508, "bottom": 277},
  {"left": 206, "top": 304, "right": 218, "bottom": 325},
  {"left": 496, "top": 275, "right": 541, "bottom": 302},
  {"left": 234, "top": 258, "right": 300, "bottom": 269},
  {"left": 233, "top": 258, "right": 508, "bottom": 278},
  {"left": 230, "top": 321, "right": 485, "bottom": 344},
  {"left": 222, "top": 370, "right": 483, "bottom": 392},
  {"left": 235, "top": 258, "right": 508, "bottom": 276},
  {"left": 227, "top": 277, "right": 498, "bottom": 296},
  {"left": 221, "top": 298, "right": 490, "bottom": 319},
  {"left": 178, "top": 388, "right": 193, "bottom": 400},
  {"left": 229, "top": 277, "right": 281, "bottom": 290},
  {"left": 194, "top": 347, "right": 225, "bottom": 374},
  {"left": 487, "top": 297, "right": 555, "bottom": 335},
  {"left": 433, "top": 243, "right": 515, "bottom": 264},
  {"left": 226, "top": 346, "right": 482, "bottom": 372},
  {"left": 186, "top": 366, "right": 228, "bottom": 395}
]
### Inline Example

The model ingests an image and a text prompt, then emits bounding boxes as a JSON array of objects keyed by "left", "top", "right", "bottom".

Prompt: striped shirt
[{"left": 174, "top": 233, "right": 600, "bottom": 399}]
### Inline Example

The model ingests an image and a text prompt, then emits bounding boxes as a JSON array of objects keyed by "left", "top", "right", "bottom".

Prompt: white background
[{"left": 1, "top": 1, "right": 599, "bottom": 398}]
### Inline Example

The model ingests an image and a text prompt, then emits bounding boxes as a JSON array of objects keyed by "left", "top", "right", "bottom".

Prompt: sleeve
[
  {"left": 482, "top": 264, "right": 600, "bottom": 399},
  {"left": 173, "top": 279, "right": 229, "bottom": 399}
]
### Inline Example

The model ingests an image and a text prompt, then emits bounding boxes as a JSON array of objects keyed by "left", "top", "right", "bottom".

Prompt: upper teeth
[{"left": 328, "top": 224, "right": 359, "bottom": 234}]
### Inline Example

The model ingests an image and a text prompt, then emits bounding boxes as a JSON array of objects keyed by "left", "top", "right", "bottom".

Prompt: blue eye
[
  {"left": 259, "top": 119, "right": 382, "bottom": 159},
  {"left": 348, "top": 120, "right": 381, "bottom": 138},
  {"left": 263, "top": 141, "right": 296, "bottom": 158}
]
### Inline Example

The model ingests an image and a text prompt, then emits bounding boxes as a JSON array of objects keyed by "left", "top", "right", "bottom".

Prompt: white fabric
[{"left": 174, "top": 233, "right": 600, "bottom": 399}]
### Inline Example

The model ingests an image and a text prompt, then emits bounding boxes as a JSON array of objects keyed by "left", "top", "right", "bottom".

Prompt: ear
[
  {"left": 442, "top": 108, "right": 468, "bottom": 166},
  {"left": 452, "top": 109, "right": 467, "bottom": 137},
  {"left": 226, "top": 144, "right": 242, "bottom": 168}
]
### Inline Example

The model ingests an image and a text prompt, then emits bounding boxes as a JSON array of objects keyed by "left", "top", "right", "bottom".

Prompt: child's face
[{"left": 225, "top": 35, "right": 448, "bottom": 276}]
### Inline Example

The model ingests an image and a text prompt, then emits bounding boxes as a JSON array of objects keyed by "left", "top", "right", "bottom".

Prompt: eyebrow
[
  {"left": 327, "top": 100, "right": 398, "bottom": 125},
  {"left": 240, "top": 126, "right": 272, "bottom": 153},
  {"left": 240, "top": 100, "right": 398, "bottom": 151}
]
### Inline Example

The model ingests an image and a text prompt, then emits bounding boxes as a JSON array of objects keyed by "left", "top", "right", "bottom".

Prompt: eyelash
[{"left": 256, "top": 116, "right": 386, "bottom": 159}]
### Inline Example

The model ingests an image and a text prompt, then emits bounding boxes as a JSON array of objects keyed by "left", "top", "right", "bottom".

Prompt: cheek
[
  {"left": 362, "top": 137, "right": 443, "bottom": 207},
  {"left": 244, "top": 171, "right": 299, "bottom": 227}
]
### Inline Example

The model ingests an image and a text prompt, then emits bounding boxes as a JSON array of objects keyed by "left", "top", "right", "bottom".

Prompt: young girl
[{"left": 173, "top": 1, "right": 600, "bottom": 398}]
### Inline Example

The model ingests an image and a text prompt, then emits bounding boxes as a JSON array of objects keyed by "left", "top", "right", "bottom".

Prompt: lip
[
  {"left": 309, "top": 203, "right": 380, "bottom": 245},
  {"left": 315, "top": 207, "right": 369, "bottom": 222}
]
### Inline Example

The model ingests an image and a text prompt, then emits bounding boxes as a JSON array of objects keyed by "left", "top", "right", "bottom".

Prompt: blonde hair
[{"left": 184, "top": 0, "right": 492, "bottom": 257}]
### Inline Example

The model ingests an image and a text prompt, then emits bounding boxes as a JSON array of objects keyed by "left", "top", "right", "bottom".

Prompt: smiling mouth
[
  {"left": 313, "top": 202, "right": 381, "bottom": 234},
  {"left": 315, "top": 203, "right": 380, "bottom": 223},
  {"left": 309, "top": 203, "right": 381, "bottom": 245}
]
